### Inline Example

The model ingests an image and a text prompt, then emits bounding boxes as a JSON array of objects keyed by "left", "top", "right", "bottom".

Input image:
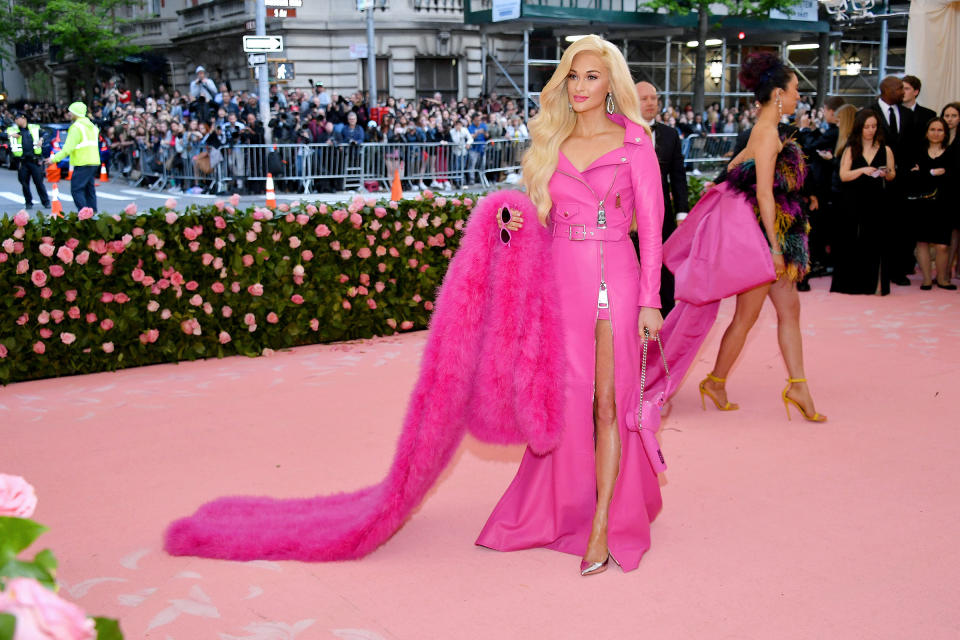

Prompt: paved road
[{"left": 0, "top": 166, "right": 475, "bottom": 219}]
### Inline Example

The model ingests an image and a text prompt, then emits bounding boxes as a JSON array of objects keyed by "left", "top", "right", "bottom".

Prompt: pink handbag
[{"left": 626, "top": 331, "right": 669, "bottom": 474}]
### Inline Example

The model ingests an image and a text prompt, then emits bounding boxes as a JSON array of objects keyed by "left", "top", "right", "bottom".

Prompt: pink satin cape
[{"left": 164, "top": 190, "right": 567, "bottom": 561}]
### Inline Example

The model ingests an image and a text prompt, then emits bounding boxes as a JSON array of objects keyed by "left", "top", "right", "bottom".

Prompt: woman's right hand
[
  {"left": 772, "top": 252, "right": 787, "bottom": 279},
  {"left": 497, "top": 208, "right": 523, "bottom": 232}
]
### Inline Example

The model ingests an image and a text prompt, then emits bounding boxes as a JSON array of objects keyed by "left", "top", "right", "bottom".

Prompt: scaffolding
[{"left": 466, "top": 0, "right": 910, "bottom": 114}]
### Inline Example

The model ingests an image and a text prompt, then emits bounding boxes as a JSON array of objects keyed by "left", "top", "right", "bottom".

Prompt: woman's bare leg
[
  {"left": 585, "top": 319, "right": 619, "bottom": 564},
  {"left": 768, "top": 277, "right": 822, "bottom": 416},
  {"left": 702, "top": 283, "right": 770, "bottom": 406},
  {"left": 934, "top": 244, "right": 950, "bottom": 285},
  {"left": 916, "top": 242, "right": 933, "bottom": 286}
]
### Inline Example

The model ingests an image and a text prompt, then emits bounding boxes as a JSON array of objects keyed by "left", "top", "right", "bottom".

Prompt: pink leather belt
[{"left": 551, "top": 221, "right": 626, "bottom": 242}]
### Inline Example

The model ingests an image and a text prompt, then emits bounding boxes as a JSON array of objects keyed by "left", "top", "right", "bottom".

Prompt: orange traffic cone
[
  {"left": 390, "top": 167, "right": 402, "bottom": 202},
  {"left": 98, "top": 164, "right": 108, "bottom": 183},
  {"left": 66, "top": 166, "right": 73, "bottom": 181},
  {"left": 50, "top": 183, "right": 63, "bottom": 218},
  {"left": 265, "top": 173, "right": 277, "bottom": 209}
]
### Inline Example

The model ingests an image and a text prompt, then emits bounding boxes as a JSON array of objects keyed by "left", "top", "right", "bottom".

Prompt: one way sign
[
  {"left": 243, "top": 35, "right": 283, "bottom": 53},
  {"left": 247, "top": 53, "right": 267, "bottom": 67}
]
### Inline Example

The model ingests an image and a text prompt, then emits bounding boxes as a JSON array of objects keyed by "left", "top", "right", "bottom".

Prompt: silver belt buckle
[{"left": 567, "top": 224, "right": 586, "bottom": 241}]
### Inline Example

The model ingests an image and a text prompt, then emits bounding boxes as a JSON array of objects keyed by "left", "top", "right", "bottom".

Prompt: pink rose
[
  {"left": 183, "top": 227, "right": 198, "bottom": 241},
  {"left": 65, "top": 289, "right": 78, "bottom": 302},
  {"left": 102, "top": 342, "right": 114, "bottom": 353},
  {"left": 291, "top": 294, "right": 304, "bottom": 305},
  {"left": 218, "top": 331, "right": 232, "bottom": 344},
  {"left": 16, "top": 313, "right": 29, "bottom": 325},
  {"left": 231, "top": 281, "right": 241, "bottom": 293},
  {"left": 248, "top": 283, "right": 264, "bottom": 296},
  {"left": 31, "top": 270, "right": 47, "bottom": 287},
  {"left": 357, "top": 247, "right": 372, "bottom": 259},
  {"left": 342, "top": 300, "right": 352, "bottom": 310},
  {"left": 50, "top": 309, "right": 64, "bottom": 323},
  {"left": 340, "top": 249, "right": 352, "bottom": 260},
  {"left": 64, "top": 237, "right": 78, "bottom": 250},
  {"left": 124, "top": 203, "right": 137, "bottom": 215},
  {"left": 412, "top": 294, "right": 422, "bottom": 303},
  {"left": 278, "top": 203, "right": 290, "bottom": 213},
  {"left": 389, "top": 247, "right": 400, "bottom": 258},
  {"left": 40, "top": 287, "right": 52, "bottom": 299},
  {"left": 185, "top": 280, "right": 199, "bottom": 291},
  {"left": 374, "top": 206, "right": 387, "bottom": 218},
  {"left": 289, "top": 236, "right": 301, "bottom": 249},
  {"left": 266, "top": 311, "right": 279, "bottom": 324},
  {"left": 15, "top": 287, "right": 26, "bottom": 299},
  {"left": 292, "top": 265, "right": 305, "bottom": 277},
  {"left": 0, "top": 474, "right": 37, "bottom": 517},
  {"left": 154, "top": 251, "right": 166, "bottom": 262},
  {"left": 376, "top": 246, "right": 387, "bottom": 257},
  {"left": 408, "top": 259, "right": 418, "bottom": 268},
  {"left": 442, "top": 249, "right": 453, "bottom": 259},
  {"left": 314, "top": 223, "right": 331, "bottom": 238},
  {"left": 13, "top": 241, "right": 24, "bottom": 254},
  {"left": 214, "top": 216, "right": 227, "bottom": 230},
  {"left": 242, "top": 254, "right": 254, "bottom": 267},
  {"left": 170, "top": 272, "right": 185, "bottom": 287},
  {"left": 332, "top": 209, "right": 348, "bottom": 224},
  {"left": 56, "top": 246, "right": 74, "bottom": 263},
  {"left": 13, "top": 210, "right": 29, "bottom": 227},
  {"left": 211, "top": 282, "right": 225, "bottom": 294},
  {"left": 98, "top": 254, "right": 114, "bottom": 267},
  {"left": 244, "top": 313, "right": 256, "bottom": 326},
  {"left": 378, "top": 262, "right": 386, "bottom": 273},
  {"left": 188, "top": 241, "right": 200, "bottom": 252},
  {"left": 214, "top": 237, "right": 226, "bottom": 250},
  {"left": 16, "top": 259, "right": 29, "bottom": 274},
  {"left": 203, "top": 301, "right": 213, "bottom": 315},
  {"left": 160, "top": 309, "right": 171, "bottom": 320},
  {"left": 375, "top": 282, "right": 385, "bottom": 293},
  {"left": 39, "top": 243, "right": 55, "bottom": 258},
  {"left": 296, "top": 214, "right": 309, "bottom": 225},
  {"left": 60, "top": 332, "right": 76, "bottom": 345},
  {"left": 0, "top": 252, "right": 7, "bottom": 264},
  {"left": 78, "top": 207, "right": 94, "bottom": 220},
  {"left": 400, "top": 320, "right": 414, "bottom": 330},
  {"left": 189, "top": 294, "right": 203, "bottom": 307},
  {"left": 229, "top": 193, "right": 241, "bottom": 206},
  {"left": 165, "top": 198, "right": 178, "bottom": 209},
  {"left": 306, "top": 204, "right": 318, "bottom": 215},
  {"left": 37, "top": 311, "right": 50, "bottom": 324},
  {"left": 414, "top": 241, "right": 425, "bottom": 252},
  {"left": 0, "top": 579, "right": 96, "bottom": 640},
  {"left": 49, "top": 265, "right": 65, "bottom": 278},
  {"left": 386, "top": 318, "right": 397, "bottom": 329},
  {"left": 349, "top": 212, "right": 363, "bottom": 227},
  {"left": 147, "top": 301, "right": 160, "bottom": 312},
  {"left": 309, "top": 318, "right": 320, "bottom": 331},
  {"left": 39, "top": 328, "right": 53, "bottom": 339},
  {"left": 222, "top": 305, "right": 233, "bottom": 318},
  {"left": 33, "top": 341, "right": 45, "bottom": 354},
  {"left": 246, "top": 230, "right": 257, "bottom": 243},
  {"left": 67, "top": 306, "right": 80, "bottom": 319},
  {"left": 367, "top": 299, "right": 377, "bottom": 310},
  {"left": 100, "top": 292, "right": 114, "bottom": 303},
  {"left": 131, "top": 267, "right": 145, "bottom": 283},
  {"left": 73, "top": 249, "right": 88, "bottom": 264},
  {"left": 100, "top": 319, "right": 114, "bottom": 331},
  {"left": 422, "top": 188, "right": 434, "bottom": 199},
  {"left": 165, "top": 211, "right": 177, "bottom": 224},
  {"left": 424, "top": 301, "right": 434, "bottom": 310},
  {"left": 85, "top": 313, "right": 97, "bottom": 323},
  {"left": 113, "top": 293, "right": 129, "bottom": 304}
]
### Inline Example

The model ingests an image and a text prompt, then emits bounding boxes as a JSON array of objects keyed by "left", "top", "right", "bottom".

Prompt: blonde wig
[
  {"left": 834, "top": 103, "right": 858, "bottom": 155},
  {"left": 521, "top": 35, "right": 649, "bottom": 225}
]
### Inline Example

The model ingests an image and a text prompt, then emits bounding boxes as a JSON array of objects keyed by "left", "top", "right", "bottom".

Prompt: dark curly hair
[{"left": 739, "top": 52, "right": 795, "bottom": 104}]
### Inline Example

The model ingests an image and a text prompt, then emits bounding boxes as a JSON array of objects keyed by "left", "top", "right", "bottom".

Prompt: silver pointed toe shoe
[{"left": 579, "top": 555, "right": 610, "bottom": 577}]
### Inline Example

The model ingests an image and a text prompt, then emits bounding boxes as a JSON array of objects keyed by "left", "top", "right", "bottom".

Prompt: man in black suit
[
  {"left": 871, "top": 76, "right": 916, "bottom": 286},
  {"left": 902, "top": 75, "right": 937, "bottom": 140},
  {"left": 635, "top": 81, "right": 689, "bottom": 314}
]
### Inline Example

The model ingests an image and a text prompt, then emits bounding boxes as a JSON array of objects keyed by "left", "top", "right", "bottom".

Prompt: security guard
[
  {"left": 49, "top": 102, "right": 100, "bottom": 212},
  {"left": 6, "top": 112, "right": 51, "bottom": 209}
]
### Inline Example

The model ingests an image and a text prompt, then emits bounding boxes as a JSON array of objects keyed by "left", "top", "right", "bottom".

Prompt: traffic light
[{"left": 738, "top": 32, "right": 746, "bottom": 40}]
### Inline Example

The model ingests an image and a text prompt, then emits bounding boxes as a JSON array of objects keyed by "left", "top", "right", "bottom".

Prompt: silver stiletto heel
[{"left": 579, "top": 555, "right": 610, "bottom": 576}]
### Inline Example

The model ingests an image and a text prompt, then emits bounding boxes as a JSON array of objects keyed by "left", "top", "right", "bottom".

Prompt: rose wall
[{"left": 0, "top": 192, "right": 475, "bottom": 385}]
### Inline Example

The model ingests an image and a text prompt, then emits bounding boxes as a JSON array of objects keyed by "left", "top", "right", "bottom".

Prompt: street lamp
[{"left": 709, "top": 53, "right": 723, "bottom": 86}]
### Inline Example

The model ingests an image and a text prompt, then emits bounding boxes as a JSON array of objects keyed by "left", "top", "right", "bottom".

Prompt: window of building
[
  {"left": 415, "top": 57, "right": 458, "bottom": 102},
  {"left": 361, "top": 57, "right": 391, "bottom": 97}
]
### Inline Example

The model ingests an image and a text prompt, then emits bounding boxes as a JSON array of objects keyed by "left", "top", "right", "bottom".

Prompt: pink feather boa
[{"left": 164, "top": 190, "right": 565, "bottom": 561}]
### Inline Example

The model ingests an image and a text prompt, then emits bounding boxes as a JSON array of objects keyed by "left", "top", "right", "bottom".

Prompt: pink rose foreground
[
  {"left": 0, "top": 474, "right": 37, "bottom": 518},
  {"left": 0, "top": 578, "right": 96, "bottom": 640}
]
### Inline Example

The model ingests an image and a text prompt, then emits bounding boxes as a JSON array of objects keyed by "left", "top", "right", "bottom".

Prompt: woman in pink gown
[{"left": 476, "top": 35, "right": 665, "bottom": 575}]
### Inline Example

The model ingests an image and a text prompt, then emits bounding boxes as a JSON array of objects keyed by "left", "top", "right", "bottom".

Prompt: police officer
[
  {"left": 6, "top": 112, "right": 51, "bottom": 209},
  {"left": 49, "top": 102, "right": 101, "bottom": 212}
]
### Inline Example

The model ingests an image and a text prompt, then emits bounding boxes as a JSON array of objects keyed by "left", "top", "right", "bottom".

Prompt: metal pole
[
  {"left": 523, "top": 28, "right": 530, "bottom": 122},
  {"left": 720, "top": 38, "right": 727, "bottom": 109},
  {"left": 879, "top": 18, "right": 889, "bottom": 79},
  {"left": 367, "top": 5, "right": 377, "bottom": 108},
  {"left": 480, "top": 31, "right": 488, "bottom": 97},
  {"left": 256, "top": 0, "right": 271, "bottom": 144},
  {"left": 664, "top": 36, "right": 672, "bottom": 108}
]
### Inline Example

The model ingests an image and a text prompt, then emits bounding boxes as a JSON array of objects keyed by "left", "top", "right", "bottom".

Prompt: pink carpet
[{"left": 4, "top": 276, "right": 959, "bottom": 639}]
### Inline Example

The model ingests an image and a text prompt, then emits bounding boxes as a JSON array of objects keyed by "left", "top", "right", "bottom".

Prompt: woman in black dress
[
  {"left": 910, "top": 117, "right": 955, "bottom": 290},
  {"left": 940, "top": 103, "right": 960, "bottom": 279},
  {"left": 831, "top": 109, "right": 896, "bottom": 295}
]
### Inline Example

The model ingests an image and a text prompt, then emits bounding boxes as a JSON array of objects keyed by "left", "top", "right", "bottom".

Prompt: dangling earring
[
  {"left": 568, "top": 102, "right": 573, "bottom": 112},
  {"left": 606, "top": 92, "right": 616, "bottom": 114},
  {"left": 777, "top": 93, "right": 782, "bottom": 119}
]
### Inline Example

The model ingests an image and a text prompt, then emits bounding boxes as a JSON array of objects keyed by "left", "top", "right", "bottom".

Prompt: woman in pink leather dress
[{"left": 476, "top": 35, "right": 665, "bottom": 575}]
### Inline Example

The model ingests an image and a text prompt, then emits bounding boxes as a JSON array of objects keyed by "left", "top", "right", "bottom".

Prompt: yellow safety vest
[
  {"left": 51, "top": 117, "right": 100, "bottom": 166},
  {"left": 6, "top": 123, "right": 42, "bottom": 157}
]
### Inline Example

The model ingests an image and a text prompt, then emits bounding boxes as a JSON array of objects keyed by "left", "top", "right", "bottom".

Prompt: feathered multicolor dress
[{"left": 726, "top": 138, "right": 810, "bottom": 282}]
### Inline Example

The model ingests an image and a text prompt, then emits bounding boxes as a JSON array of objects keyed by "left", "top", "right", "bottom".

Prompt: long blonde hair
[
  {"left": 835, "top": 104, "right": 858, "bottom": 155},
  {"left": 521, "top": 35, "right": 648, "bottom": 225}
]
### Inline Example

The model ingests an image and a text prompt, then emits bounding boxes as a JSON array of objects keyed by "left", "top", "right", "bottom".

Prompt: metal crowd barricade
[
  {"left": 129, "top": 138, "right": 532, "bottom": 195},
  {"left": 681, "top": 133, "right": 739, "bottom": 165}
]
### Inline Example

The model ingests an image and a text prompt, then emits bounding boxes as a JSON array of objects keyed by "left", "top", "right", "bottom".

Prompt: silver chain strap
[{"left": 638, "top": 329, "right": 670, "bottom": 426}]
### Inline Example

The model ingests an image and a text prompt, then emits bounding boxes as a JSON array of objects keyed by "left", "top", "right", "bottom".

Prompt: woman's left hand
[
  {"left": 639, "top": 307, "right": 663, "bottom": 339},
  {"left": 497, "top": 208, "right": 523, "bottom": 232}
]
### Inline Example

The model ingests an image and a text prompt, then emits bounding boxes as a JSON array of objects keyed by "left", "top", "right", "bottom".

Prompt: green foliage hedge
[{"left": 0, "top": 192, "right": 477, "bottom": 385}]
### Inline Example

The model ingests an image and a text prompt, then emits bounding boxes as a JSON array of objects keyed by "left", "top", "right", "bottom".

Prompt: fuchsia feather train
[{"left": 164, "top": 190, "right": 567, "bottom": 561}]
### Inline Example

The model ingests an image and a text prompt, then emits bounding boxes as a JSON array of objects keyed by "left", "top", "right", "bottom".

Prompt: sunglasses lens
[
  {"left": 500, "top": 207, "right": 511, "bottom": 224},
  {"left": 500, "top": 228, "right": 511, "bottom": 245}
]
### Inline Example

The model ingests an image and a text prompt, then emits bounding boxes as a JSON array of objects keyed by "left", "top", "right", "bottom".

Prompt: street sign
[
  {"left": 349, "top": 43, "right": 368, "bottom": 59},
  {"left": 266, "top": 0, "right": 302, "bottom": 6},
  {"left": 247, "top": 53, "right": 267, "bottom": 67},
  {"left": 270, "top": 61, "right": 295, "bottom": 82},
  {"left": 243, "top": 35, "right": 284, "bottom": 53},
  {"left": 270, "top": 8, "right": 296, "bottom": 17},
  {"left": 245, "top": 20, "right": 256, "bottom": 30}
]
